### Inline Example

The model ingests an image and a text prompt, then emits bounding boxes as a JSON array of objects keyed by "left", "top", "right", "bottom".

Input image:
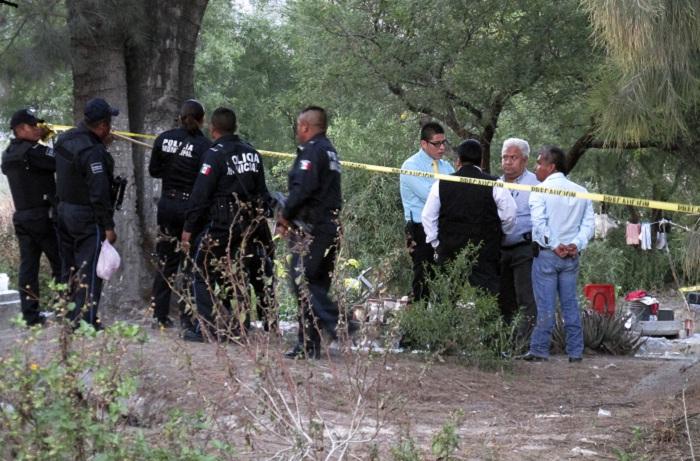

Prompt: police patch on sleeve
[
  {"left": 90, "top": 162, "right": 103, "bottom": 174},
  {"left": 300, "top": 160, "right": 312, "bottom": 171},
  {"left": 200, "top": 163, "right": 212, "bottom": 175}
]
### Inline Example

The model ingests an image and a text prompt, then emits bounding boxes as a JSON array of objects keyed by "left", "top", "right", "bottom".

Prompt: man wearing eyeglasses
[{"left": 400, "top": 122, "right": 454, "bottom": 302}]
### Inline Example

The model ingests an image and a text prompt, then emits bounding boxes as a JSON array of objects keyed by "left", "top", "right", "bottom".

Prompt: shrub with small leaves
[{"left": 397, "top": 247, "right": 513, "bottom": 366}]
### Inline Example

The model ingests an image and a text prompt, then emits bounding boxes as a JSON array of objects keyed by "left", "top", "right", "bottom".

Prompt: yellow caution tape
[
  {"left": 51, "top": 124, "right": 157, "bottom": 140},
  {"left": 47, "top": 124, "right": 700, "bottom": 214},
  {"left": 260, "top": 150, "right": 700, "bottom": 214},
  {"left": 679, "top": 285, "right": 700, "bottom": 293}
]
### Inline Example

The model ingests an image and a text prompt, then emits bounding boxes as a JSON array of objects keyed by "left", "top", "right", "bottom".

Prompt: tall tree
[
  {"left": 581, "top": 0, "right": 700, "bottom": 146},
  {"left": 286, "top": 0, "right": 595, "bottom": 170},
  {"left": 0, "top": 0, "right": 72, "bottom": 122},
  {"left": 568, "top": 0, "right": 700, "bottom": 172},
  {"left": 65, "top": 0, "right": 208, "bottom": 307}
]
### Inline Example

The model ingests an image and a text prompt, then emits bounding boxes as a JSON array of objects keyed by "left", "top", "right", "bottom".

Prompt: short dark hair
[
  {"left": 455, "top": 139, "right": 482, "bottom": 164},
  {"left": 211, "top": 107, "right": 237, "bottom": 134},
  {"left": 539, "top": 145, "right": 567, "bottom": 174},
  {"left": 299, "top": 106, "right": 327, "bottom": 132},
  {"left": 180, "top": 99, "right": 205, "bottom": 133},
  {"left": 420, "top": 122, "right": 444, "bottom": 141}
]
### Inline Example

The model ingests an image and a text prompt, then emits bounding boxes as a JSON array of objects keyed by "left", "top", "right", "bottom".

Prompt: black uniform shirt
[
  {"left": 54, "top": 123, "right": 116, "bottom": 230},
  {"left": 148, "top": 127, "right": 211, "bottom": 193},
  {"left": 283, "top": 134, "right": 342, "bottom": 224},
  {"left": 1, "top": 138, "right": 56, "bottom": 211},
  {"left": 184, "top": 134, "right": 269, "bottom": 233}
]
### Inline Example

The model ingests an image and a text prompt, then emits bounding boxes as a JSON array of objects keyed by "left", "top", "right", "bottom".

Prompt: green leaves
[{"left": 581, "top": 0, "right": 700, "bottom": 145}]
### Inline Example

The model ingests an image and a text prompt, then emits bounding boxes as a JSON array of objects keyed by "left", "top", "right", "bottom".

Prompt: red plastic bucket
[{"left": 583, "top": 284, "right": 616, "bottom": 316}]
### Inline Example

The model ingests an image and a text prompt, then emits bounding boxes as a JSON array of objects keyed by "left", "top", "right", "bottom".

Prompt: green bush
[
  {"left": 579, "top": 226, "right": 685, "bottom": 292},
  {"left": 0, "top": 319, "right": 235, "bottom": 460},
  {"left": 397, "top": 247, "right": 512, "bottom": 366}
]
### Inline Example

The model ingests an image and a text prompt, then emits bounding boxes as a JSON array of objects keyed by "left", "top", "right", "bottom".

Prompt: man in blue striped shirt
[
  {"left": 400, "top": 122, "right": 454, "bottom": 301},
  {"left": 522, "top": 145, "right": 594, "bottom": 363},
  {"left": 499, "top": 138, "right": 539, "bottom": 346}
]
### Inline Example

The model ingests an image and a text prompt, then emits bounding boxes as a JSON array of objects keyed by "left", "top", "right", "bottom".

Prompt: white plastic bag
[{"left": 96, "top": 240, "right": 121, "bottom": 280}]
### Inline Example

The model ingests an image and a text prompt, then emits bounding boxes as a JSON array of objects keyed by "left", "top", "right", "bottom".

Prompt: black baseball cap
[
  {"left": 10, "top": 108, "right": 44, "bottom": 130},
  {"left": 84, "top": 98, "right": 119, "bottom": 123}
]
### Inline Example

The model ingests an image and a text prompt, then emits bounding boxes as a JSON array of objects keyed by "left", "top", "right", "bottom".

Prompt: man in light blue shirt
[
  {"left": 399, "top": 122, "right": 454, "bottom": 301},
  {"left": 499, "top": 138, "right": 540, "bottom": 347},
  {"left": 522, "top": 145, "right": 594, "bottom": 363}
]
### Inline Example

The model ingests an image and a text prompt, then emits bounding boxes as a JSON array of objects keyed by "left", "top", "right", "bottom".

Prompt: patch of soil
[{"left": 1, "top": 307, "right": 698, "bottom": 460}]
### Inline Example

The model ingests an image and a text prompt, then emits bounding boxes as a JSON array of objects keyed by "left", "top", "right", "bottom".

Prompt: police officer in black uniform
[
  {"left": 1, "top": 109, "right": 62, "bottom": 326},
  {"left": 276, "top": 106, "right": 343, "bottom": 360},
  {"left": 180, "top": 107, "right": 271, "bottom": 342},
  {"left": 54, "top": 98, "right": 119, "bottom": 329},
  {"left": 148, "top": 99, "right": 211, "bottom": 329}
]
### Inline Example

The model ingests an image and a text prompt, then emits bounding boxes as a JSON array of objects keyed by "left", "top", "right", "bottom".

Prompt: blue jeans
[{"left": 529, "top": 249, "right": 583, "bottom": 358}]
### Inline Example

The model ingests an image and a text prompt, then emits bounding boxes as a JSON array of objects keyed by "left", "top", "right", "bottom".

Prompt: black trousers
[
  {"left": 56, "top": 202, "right": 104, "bottom": 327},
  {"left": 244, "top": 223, "right": 276, "bottom": 331},
  {"left": 151, "top": 195, "right": 191, "bottom": 323},
  {"left": 499, "top": 242, "right": 537, "bottom": 342},
  {"left": 192, "top": 222, "right": 275, "bottom": 335},
  {"left": 13, "top": 208, "right": 62, "bottom": 325},
  {"left": 289, "top": 225, "right": 339, "bottom": 347},
  {"left": 437, "top": 236, "right": 501, "bottom": 295},
  {"left": 405, "top": 221, "right": 435, "bottom": 301}
]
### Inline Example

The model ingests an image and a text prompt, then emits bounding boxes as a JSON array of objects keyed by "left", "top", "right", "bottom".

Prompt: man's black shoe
[
  {"left": 518, "top": 352, "right": 548, "bottom": 362},
  {"left": 152, "top": 317, "right": 175, "bottom": 330},
  {"left": 26, "top": 317, "right": 46, "bottom": 328},
  {"left": 284, "top": 343, "right": 321, "bottom": 360},
  {"left": 182, "top": 328, "right": 205, "bottom": 343},
  {"left": 569, "top": 356, "right": 583, "bottom": 363}
]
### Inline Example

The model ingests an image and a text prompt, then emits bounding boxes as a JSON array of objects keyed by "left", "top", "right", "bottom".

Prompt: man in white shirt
[
  {"left": 522, "top": 145, "right": 594, "bottom": 363},
  {"left": 422, "top": 139, "right": 516, "bottom": 294}
]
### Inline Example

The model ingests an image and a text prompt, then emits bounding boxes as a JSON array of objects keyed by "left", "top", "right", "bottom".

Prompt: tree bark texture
[{"left": 65, "top": 0, "right": 208, "bottom": 309}]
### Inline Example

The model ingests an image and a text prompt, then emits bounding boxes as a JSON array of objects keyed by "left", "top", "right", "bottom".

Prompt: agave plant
[{"left": 552, "top": 309, "right": 646, "bottom": 355}]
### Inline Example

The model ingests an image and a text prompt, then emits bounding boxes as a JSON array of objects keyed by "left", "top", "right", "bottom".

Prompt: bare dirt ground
[{"left": 1, "top": 306, "right": 699, "bottom": 460}]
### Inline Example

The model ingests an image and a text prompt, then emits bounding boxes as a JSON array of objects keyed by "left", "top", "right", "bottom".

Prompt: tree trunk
[
  {"left": 126, "top": 0, "right": 209, "bottom": 253},
  {"left": 65, "top": 0, "right": 208, "bottom": 309}
]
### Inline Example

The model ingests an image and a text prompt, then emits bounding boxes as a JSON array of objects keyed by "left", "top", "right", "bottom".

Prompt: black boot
[
  {"left": 182, "top": 327, "right": 205, "bottom": 343},
  {"left": 284, "top": 342, "right": 321, "bottom": 360}
]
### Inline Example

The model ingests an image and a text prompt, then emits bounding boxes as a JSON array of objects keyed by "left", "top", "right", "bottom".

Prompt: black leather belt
[
  {"left": 501, "top": 240, "right": 531, "bottom": 250},
  {"left": 164, "top": 189, "right": 190, "bottom": 200}
]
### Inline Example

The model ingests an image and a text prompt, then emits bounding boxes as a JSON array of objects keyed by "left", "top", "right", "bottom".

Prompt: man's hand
[
  {"left": 276, "top": 216, "right": 290, "bottom": 238},
  {"left": 181, "top": 231, "right": 192, "bottom": 252},
  {"left": 553, "top": 244, "right": 569, "bottom": 258},
  {"left": 105, "top": 229, "right": 117, "bottom": 244},
  {"left": 565, "top": 243, "right": 578, "bottom": 258}
]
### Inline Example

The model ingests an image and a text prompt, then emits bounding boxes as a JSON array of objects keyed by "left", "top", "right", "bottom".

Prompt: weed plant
[
  {"left": 0, "top": 317, "right": 235, "bottom": 460},
  {"left": 397, "top": 246, "right": 513, "bottom": 367}
]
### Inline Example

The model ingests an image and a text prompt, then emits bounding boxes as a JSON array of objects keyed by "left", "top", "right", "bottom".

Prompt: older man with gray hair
[{"left": 499, "top": 137, "right": 539, "bottom": 347}]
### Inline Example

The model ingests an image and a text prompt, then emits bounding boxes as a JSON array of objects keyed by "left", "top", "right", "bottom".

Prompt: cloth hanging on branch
[
  {"left": 640, "top": 222, "right": 652, "bottom": 250},
  {"left": 626, "top": 222, "right": 641, "bottom": 245},
  {"left": 595, "top": 213, "right": 618, "bottom": 239},
  {"left": 655, "top": 231, "right": 668, "bottom": 250}
]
